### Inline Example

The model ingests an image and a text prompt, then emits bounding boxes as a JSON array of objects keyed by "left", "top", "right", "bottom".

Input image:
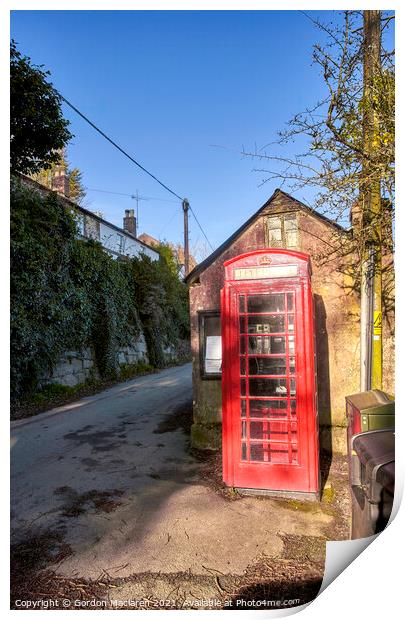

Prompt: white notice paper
[{"left": 205, "top": 336, "right": 222, "bottom": 373}]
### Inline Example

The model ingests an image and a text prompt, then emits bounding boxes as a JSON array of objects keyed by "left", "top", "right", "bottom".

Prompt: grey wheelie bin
[{"left": 350, "top": 429, "right": 395, "bottom": 539}]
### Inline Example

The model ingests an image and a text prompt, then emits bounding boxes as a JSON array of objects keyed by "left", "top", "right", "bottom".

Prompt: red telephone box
[{"left": 221, "top": 249, "right": 319, "bottom": 497}]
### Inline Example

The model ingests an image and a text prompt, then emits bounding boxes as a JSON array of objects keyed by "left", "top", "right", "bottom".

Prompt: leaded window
[{"left": 267, "top": 213, "right": 299, "bottom": 249}]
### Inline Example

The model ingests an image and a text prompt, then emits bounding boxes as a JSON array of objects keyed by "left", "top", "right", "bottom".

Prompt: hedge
[{"left": 10, "top": 177, "right": 189, "bottom": 400}]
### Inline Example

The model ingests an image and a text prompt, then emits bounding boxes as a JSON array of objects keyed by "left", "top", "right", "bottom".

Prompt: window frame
[
  {"left": 198, "top": 310, "right": 222, "bottom": 380},
  {"left": 266, "top": 211, "right": 299, "bottom": 249}
]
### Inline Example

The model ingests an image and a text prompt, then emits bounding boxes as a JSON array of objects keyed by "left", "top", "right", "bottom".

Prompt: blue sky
[{"left": 10, "top": 10, "right": 394, "bottom": 260}]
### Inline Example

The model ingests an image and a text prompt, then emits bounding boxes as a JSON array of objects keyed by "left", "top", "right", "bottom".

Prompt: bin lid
[
  {"left": 346, "top": 389, "right": 392, "bottom": 411},
  {"left": 352, "top": 430, "right": 395, "bottom": 500}
]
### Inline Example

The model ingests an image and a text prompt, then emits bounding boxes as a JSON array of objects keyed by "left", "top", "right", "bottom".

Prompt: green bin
[{"left": 346, "top": 389, "right": 394, "bottom": 451}]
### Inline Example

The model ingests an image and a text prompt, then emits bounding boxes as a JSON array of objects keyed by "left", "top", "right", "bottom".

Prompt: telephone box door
[{"left": 221, "top": 250, "right": 319, "bottom": 495}]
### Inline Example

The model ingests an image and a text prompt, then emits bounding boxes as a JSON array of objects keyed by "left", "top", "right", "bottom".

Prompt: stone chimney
[
  {"left": 123, "top": 209, "right": 137, "bottom": 236},
  {"left": 51, "top": 161, "right": 70, "bottom": 198}
]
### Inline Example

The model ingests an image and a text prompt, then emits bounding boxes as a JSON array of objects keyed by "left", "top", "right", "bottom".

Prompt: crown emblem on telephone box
[{"left": 258, "top": 256, "right": 273, "bottom": 265}]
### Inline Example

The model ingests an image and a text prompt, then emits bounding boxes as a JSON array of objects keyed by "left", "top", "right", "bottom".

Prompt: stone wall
[
  {"left": 47, "top": 348, "right": 97, "bottom": 388},
  {"left": 117, "top": 334, "right": 148, "bottom": 367},
  {"left": 164, "top": 339, "right": 191, "bottom": 363},
  {"left": 45, "top": 334, "right": 149, "bottom": 388},
  {"left": 42, "top": 333, "right": 190, "bottom": 389}
]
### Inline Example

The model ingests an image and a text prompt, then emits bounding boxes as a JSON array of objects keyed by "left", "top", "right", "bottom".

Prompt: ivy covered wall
[{"left": 10, "top": 177, "right": 190, "bottom": 401}]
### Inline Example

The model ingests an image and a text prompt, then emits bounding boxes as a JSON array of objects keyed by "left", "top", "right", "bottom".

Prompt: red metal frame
[{"left": 221, "top": 249, "right": 319, "bottom": 494}]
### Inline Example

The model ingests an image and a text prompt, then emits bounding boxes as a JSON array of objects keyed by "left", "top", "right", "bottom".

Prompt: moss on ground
[
  {"left": 321, "top": 484, "right": 336, "bottom": 503},
  {"left": 273, "top": 499, "right": 321, "bottom": 514},
  {"left": 190, "top": 422, "right": 222, "bottom": 451}
]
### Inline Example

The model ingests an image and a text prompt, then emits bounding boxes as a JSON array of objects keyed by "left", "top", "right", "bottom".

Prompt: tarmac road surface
[{"left": 11, "top": 362, "right": 332, "bottom": 581}]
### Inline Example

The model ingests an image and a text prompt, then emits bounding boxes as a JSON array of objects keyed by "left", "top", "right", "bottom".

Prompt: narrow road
[
  {"left": 11, "top": 361, "right": 335, "bottom": 605},
  {"left": 11, "top": 364, "right": 193, "bottom": 548}
]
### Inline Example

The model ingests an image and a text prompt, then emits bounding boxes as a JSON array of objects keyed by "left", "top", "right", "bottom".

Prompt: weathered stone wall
[
  {"left": 164, "top": 339, "right": 191, "bottom": 362},
  {"left": 297, "top": 209, "right": 359, "bottom": 454},
  {"left": 45, "top": 334, "right": 149, "bottom": 388},
  {"left": 47, "top": 348, "right": 97, "bottom": 388},
  {"left": 42, "top": 333, "right": 191, "bottom": 389},
  {"left": 189, "top": 192, "right": 395, "bottom": 455},
  {"left": 117, "top": 334, "right": 149, "bottom": 367}
]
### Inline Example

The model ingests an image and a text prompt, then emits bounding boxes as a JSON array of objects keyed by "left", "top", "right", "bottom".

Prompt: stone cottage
[{"left": 185, "top": 189, "right": 394, "bottom": 456}]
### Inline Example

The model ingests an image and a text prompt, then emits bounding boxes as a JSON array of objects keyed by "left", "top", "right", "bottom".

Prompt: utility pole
[
  {"left": 360, "top": 10, "right": 383, "bottom": 391},
  {"left": 182, "top": 198, "right": 190, "bottom": 277}
]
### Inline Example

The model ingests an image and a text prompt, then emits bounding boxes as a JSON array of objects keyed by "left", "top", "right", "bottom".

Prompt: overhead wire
[
  {"left": 189, "top": 206, "right": 215, "bottom": 252},
  {"left": 60, "top": 94, "right": 183, "bottom": 201},
  {"left": 60, "top": 93, "right": 214, "bottom": 252},
  {"left": 85, "top": 187, "right": 178, "bottom": 203}
]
